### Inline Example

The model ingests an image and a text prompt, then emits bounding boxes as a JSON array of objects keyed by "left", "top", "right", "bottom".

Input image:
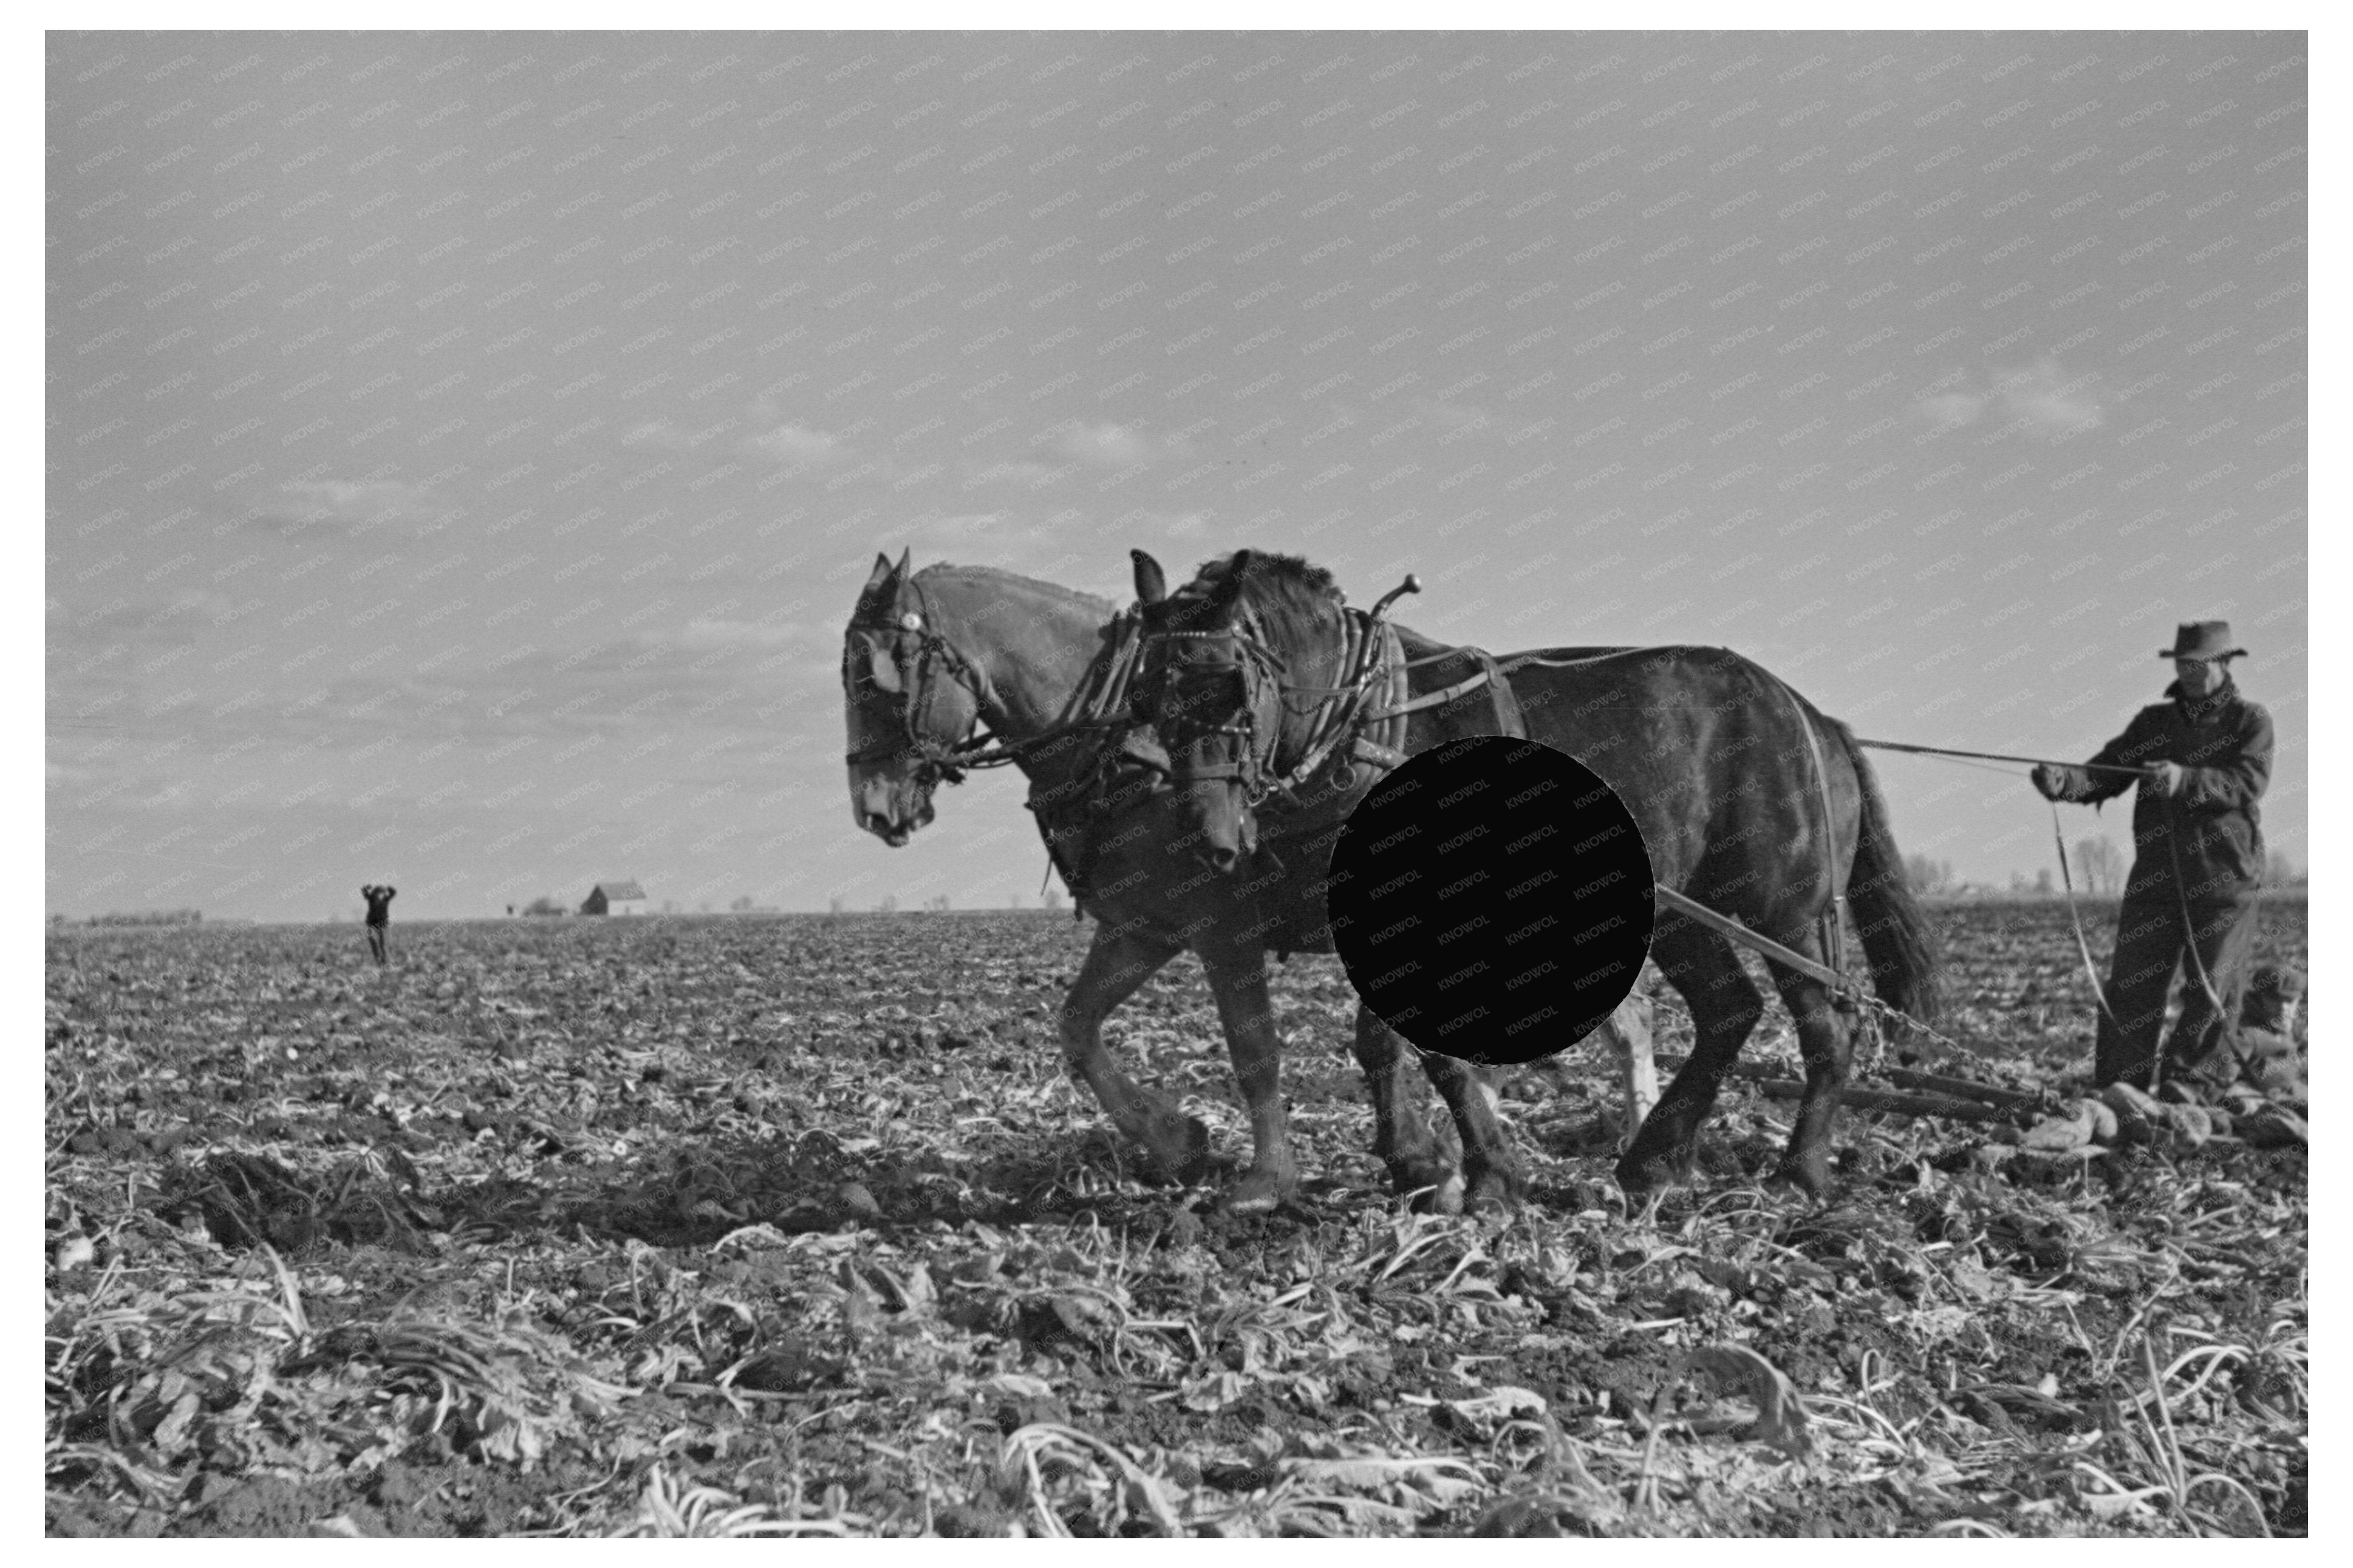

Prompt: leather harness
[{"left": 1141, "top": 596, "right": 1529, "bottom": 812}]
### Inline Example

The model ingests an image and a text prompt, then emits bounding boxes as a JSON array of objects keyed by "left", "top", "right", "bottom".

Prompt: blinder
[
  {"left": 1136, "top": 570, "right": 1518, "bottom": 835},
  {"left": 842, "top": 590, "right": 991, "bottom": 780},
  {"left": 1136, "top": 612, "right": 1294, "bottom": 802}
]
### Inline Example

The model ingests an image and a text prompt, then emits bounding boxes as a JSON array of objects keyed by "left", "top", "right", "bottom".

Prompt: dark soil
[{"left": 46, "top": 901, "right": 2306, "bottom": 1536}]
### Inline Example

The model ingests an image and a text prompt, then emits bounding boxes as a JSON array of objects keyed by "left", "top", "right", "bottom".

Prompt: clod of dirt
[{"left": 731, "top": 1338, "right": 844, "bottom": 1393}]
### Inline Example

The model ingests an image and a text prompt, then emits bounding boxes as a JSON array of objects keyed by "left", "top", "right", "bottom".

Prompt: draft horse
[
  {"left": 1131, "top": 548, "right": 1943, "bottom": 1201},
  {"left": 845, "top": 550, "right": 1595, "bottom": 1213}
]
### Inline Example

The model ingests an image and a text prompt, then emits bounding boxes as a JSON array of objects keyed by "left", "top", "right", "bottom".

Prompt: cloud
[
  {"left": 1049, "top": 421, "right": 1156, "bottom": 467},
  {"left": 626, "top": 418, "right": 742, "bottom": 454},
  {"left": 254, "top": 479, "right": 449, "bottom": 536},
  {"left": 961, "top": 460, "right": 1055, "bottom": 487},
  {"left": 1912, "top": 357, "right": 2103, "bottom": 439},
  {"left": 1916, "top": 392, "right": 1987, "bottom": 428},
  {"left": 742, "top": 419, "right": 840, "bottom": 464},
  {"left": 1996, "top": 359, "right": 2105, "bottom": 437},
  {"left": 1043, "top": 420, "right": 1195, "bottom": 469}
]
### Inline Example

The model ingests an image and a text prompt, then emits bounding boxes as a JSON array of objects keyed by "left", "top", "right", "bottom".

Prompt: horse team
[{"left": 842, "top": 548, "right": 1942, "bottom": 1214}]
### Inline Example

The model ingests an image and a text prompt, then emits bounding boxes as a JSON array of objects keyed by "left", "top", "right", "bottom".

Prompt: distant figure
[
  {"left": 2032, "top": 621, "right": 2273, "bottom": 1097},
  {"left": 360, "top": 884, "right": 397, "bottom": 964}
]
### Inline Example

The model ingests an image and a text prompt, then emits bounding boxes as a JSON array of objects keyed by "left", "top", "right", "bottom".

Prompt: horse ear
[
  {"left": 1132, "top": 549, "right": 1167, "bottom": 605},
  {"left": 1206, "top": 549, "right": 1253, "bottom": 613},
  {"left": 895, "top": 547, "right": 912, "bottom": 581},
  {"left": 865, "top": 552, "right": 896, "bottom": 593}
]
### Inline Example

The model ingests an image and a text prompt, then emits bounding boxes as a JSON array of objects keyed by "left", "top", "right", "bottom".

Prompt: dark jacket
[{"left": 2046, "top": 678, "right": 2272, "bottom": 896}]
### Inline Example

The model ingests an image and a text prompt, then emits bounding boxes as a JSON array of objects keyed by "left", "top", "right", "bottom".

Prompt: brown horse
[
  {"left": 847, "top": 550, "right": 1607, "bottom": 1213},
  {"left": 1132, "top": 548, "right": 1942, "bottom": 1201}
]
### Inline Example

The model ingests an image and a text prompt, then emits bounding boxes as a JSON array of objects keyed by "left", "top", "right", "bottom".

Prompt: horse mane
[
  {"left": 912, "top": 561, "right": 1121, "bottom": 619},
  {"left": 1181, "top": 550, "right": 1344, "bottom": 655}
]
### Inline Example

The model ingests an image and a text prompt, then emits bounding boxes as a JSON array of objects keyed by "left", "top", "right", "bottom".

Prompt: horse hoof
[
  {"left": 1410, "top": 1172, "right": 1467, "bottom": 1215},
  {"left": 1614, "top": 1150, "right": 1687, "bottom": 1198},
  {"left": 1221, "top": 1170, "right": 1294, "bottom": 1216},
  {"left": 1390, "top": 1158, "right": 1458, "bottom": 1204},
  {"left": 1464, "top": 1170, "right": 1520, "bottom": 1215},
  {"left": 1769, "top": 1156, "right": 1834, "bottom": 1202},
  {"left": 1144, "top": 1116, "right": 1214, "bottom": 1186}
]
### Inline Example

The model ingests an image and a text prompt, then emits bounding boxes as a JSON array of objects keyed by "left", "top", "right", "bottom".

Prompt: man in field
[
  {"left": 361, "top": 884, "right": 396, "bottom": 966},
  {"left": 2031, "top": 622, "right": 2274, "bottom": 1099}
]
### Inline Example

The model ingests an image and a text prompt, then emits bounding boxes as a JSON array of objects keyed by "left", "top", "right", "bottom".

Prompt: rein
[
  {"left": 1858, "top": 738, "right": 2145, "bottom": 775},
  {"left": 1766, "top": 675, "right": 1855, "bottom": 1025},
  {"left": 844, "top": 581, "right": 1170, "bottom": 911},
  {"left": 1866, "top": 732, "right": 2126, "bottom": 1040},
  {"left": 2050, "top": 805, "right": 2123, "bottom": 1034},
  {"left": 2160, "top": 794, "right": 2249, "bottom": 1092},
  {"left": 844, "top": 584, "right": 1139, "bottom": 781},
  {"left": 1867, "top": 731, "right": 2256, "bottom": 1084}
]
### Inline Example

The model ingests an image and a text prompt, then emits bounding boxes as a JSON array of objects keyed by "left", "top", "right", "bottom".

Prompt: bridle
[
  {"left": 1138, "top": 574, "right": 1429, "bottom": 812},
  {"left": 842, "top": 578, "right": 1019, "bottom": 783},
  {"left": 1132, "top": 610, "right": 1295, "bottom": 802},
  {"left": 844, "top": 579, "right": 1150, "bottom": 787},
  {"left": 842, "top": 575, "right": 1170, "bottom": 905}
]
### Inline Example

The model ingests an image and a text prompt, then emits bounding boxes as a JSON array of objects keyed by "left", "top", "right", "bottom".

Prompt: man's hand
[
  {"left": 2031, "top": 764, "right": 2068, "bottom": 801},
  {"left": 2142, "top": 761, "right": 2185, "bottom": 798}
]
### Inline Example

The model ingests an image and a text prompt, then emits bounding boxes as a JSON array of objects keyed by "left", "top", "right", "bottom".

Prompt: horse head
[
  {"left": 841, "top": 549, "right": 988, "bottom": 845},
  {"left": 1133, "top": 547, "right": 1354, "bottom": 871}
]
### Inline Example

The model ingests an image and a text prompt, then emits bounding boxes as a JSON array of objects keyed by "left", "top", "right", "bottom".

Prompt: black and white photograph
[{"left": 45, "top": 21, "right": 2310, "bottom": 1538}]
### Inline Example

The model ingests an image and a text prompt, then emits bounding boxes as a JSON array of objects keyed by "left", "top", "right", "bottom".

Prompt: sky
[{"left": 46, "top": 29, "right": 2307, "bottom": 921}]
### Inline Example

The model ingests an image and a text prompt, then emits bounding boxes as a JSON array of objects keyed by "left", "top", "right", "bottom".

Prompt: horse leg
[
  {"left": 1419, "top": 1053, "right": 1520, "bottom": 1213},
  {"left": 1057, "top": 923, "right": 1209, "bottom": 1183},
  {"left": 1617, "top": 921, "right": 1763, "bottom": 1195},
  {"left": 1348, "top": 1005, "right": 1461, "bottom": 1208},
  {"left": 1766, "top": 963, "right": 1851, "bottom": 1200},
  {"left": 1198, "top": 942, "right": 1297, "bottom": 1214},
  {"left": 1608, "top": 991, "right": 1660, "bottom": 1148}
]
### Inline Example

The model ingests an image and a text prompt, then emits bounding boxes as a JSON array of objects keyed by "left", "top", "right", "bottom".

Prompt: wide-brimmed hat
[{"left": 2159, "top": 620, "right": 2246, "bottom": 660}]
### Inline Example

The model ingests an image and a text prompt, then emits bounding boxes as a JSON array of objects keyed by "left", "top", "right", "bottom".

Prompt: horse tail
[{"left": 1826, "top": 717, "right": 1943, "bottom": 1028}]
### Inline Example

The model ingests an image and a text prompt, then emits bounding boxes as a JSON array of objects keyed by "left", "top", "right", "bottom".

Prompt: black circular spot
[{"left": 1327, "top": 736, "right": 1655, "bottom": 1068}]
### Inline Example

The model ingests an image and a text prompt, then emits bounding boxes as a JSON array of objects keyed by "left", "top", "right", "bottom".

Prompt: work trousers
[{"left": 2095, "top": 881, "right": 2259, "bottom": 1091}]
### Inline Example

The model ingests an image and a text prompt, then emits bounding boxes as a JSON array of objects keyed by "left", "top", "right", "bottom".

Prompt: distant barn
[{"left": 579, "top": 880, "right": 649, "bottom": 916}]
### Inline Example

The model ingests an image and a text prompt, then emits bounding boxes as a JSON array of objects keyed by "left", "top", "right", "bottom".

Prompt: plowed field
[{"left": 46, "top": 899, "right": 2306, "bottom": 1537}]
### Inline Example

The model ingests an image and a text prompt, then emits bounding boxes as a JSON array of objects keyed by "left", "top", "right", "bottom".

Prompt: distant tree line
[
  {"left": 818, "top": 889, "right": 1069, "bottom": 915},
  {"left": 1900, "top": 843, "right": 2304, "bottom": 899}
]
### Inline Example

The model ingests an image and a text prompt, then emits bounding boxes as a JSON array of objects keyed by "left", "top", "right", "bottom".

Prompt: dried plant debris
[{"left": 46, "top": 904, "right": 2305, "bottom": 1536}]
